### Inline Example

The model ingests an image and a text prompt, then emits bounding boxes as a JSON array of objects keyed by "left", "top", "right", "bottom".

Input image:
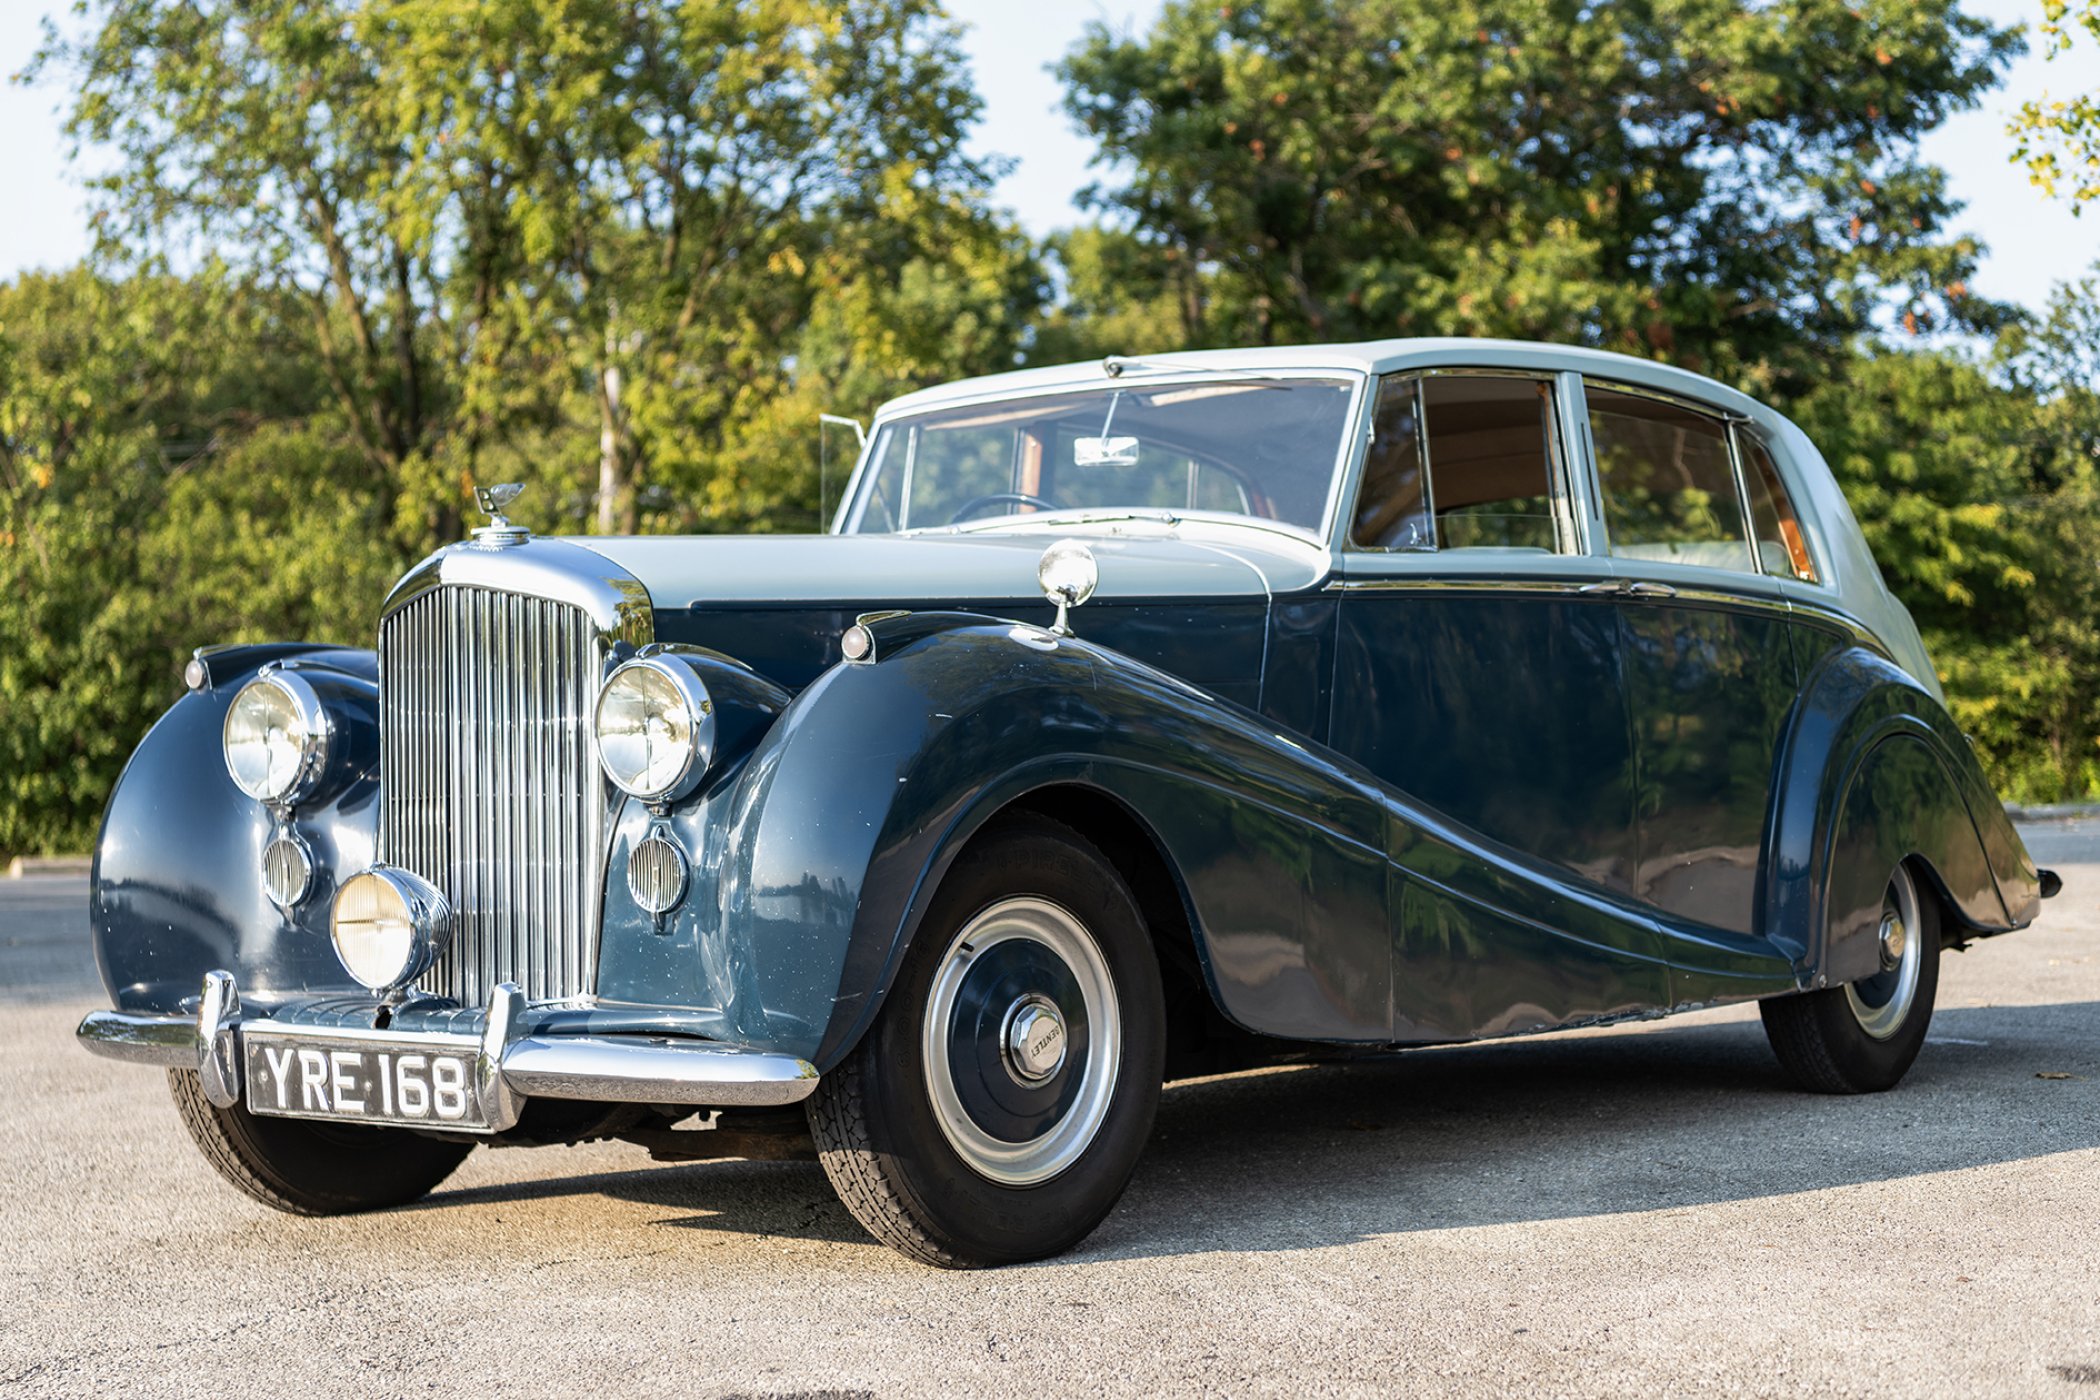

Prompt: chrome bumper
[{"left": 76, "top": 971, "right": 818, "bottom": 1132}]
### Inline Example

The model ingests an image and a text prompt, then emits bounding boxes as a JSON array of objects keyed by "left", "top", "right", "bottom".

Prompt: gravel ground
[{"left": 2, "top": 837, "right": 2095, "bottom": 1397}]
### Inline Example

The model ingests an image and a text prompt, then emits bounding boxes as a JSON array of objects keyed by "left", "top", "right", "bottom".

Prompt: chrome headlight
[
  {"left": 223, "top": 671, "right": 331, "bottom": 804},
  {"left": 330, "top": 867, "right": 451, "bottom": 993},
  {"left": 593, "top": 657, "right": 716, "bottom": 803}
]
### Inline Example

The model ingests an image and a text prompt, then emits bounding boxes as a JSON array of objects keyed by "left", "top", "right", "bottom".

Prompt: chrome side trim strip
[{"left": 1324, "top": 576, "right": 1611, "bottom": 596}]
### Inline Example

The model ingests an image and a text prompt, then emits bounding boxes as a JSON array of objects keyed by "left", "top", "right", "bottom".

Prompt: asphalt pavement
[{"left": 2, "top": 828, "right": 2095, "bottom": 1397}]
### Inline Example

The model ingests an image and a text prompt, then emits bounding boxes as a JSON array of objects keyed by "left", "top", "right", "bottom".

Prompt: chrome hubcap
[
  {"left": 922, "top": 897, "right": 1121, "bottom": 1186},
  {"left": 1002, "top": 995, "right": 1068, "bottom": 1083},
  {"left": 1847, "top": 865, "right": 1923, "bottom": 1041}
]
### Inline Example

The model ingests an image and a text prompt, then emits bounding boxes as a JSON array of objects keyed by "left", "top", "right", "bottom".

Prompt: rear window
[{"left": 1738, "top": 432, "right": 1820, "bottom": 583}]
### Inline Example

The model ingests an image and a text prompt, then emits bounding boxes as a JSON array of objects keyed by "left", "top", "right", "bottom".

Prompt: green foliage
[
  {"left": 2011, "top": 0, "right": 2100, "bottom": 206},
  {"left": 0, "top": 268, "right": 396, "bottom": 853},
  {"left": 1790, "top": 277, "right": 2100, "bottom": 801},
  {"left": 1055, "top": 0, "right": 2019, "bottom": 388}
]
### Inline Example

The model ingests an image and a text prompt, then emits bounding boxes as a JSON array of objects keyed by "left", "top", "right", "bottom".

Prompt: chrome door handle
[
  {"left": 1577, "top": 580, "right": 1625, "bottom": 595},
  {"left": 1625, "top": 581, "right": 1678, "bottom": 599}
]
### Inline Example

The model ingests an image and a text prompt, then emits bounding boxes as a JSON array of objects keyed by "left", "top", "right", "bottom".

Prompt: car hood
[{"left": 565, "top": 528, "right": 1331, "bottom": 608}]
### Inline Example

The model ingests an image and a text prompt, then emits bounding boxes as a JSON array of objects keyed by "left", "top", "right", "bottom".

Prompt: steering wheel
[{"left": 946, "top": 491, "right": 1064, "bottom": 524}]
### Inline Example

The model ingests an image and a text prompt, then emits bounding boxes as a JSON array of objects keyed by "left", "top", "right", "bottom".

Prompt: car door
[
  {"left": 1580, "top": 381, "right": 1808, "bottom": 985},
  {"left": 1332, "top": 369, "right": 1667, "bottom": 1041}
]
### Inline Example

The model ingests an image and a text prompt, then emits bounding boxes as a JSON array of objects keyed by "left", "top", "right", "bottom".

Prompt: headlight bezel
[
  {"left": 592, "top": 655, "right": 717, "bottom": 804},
  {"left": 330, "top": 866, "right": 453, "bottom": 994},
  {"left": 222, "top": 669, "right": 334, "bottom": 806}
]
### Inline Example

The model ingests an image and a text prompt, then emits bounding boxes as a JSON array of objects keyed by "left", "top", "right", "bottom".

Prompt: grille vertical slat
[{"left": 379, "top": 584, "right": 607, "bottom": 1006}]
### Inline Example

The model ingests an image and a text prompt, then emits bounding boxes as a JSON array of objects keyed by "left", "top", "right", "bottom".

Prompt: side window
[
  {"left": 1588, "top": 386, "right": 1754, "bottom": 573},
  {"left": 1350, "top": 373, "right": 1563, "bottom": 552},
  {"left": 1738, "top": 432, "right": 1820, "bottom": 583},
  {"left": 1350, "top": 376, "right": 1430, "bottom": 548}
]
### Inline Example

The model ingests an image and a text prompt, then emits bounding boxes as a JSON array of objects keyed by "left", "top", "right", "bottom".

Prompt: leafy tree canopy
[
  {"left": 2011, "top": 0, "right": 2100, "bottom": 207},
  {"left": 1057, "top": 0, "right": 2020, "bottom": 392}
]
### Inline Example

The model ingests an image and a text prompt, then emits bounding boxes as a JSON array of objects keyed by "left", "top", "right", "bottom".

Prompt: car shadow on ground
[{"left": 409, "top": 1000, "right": 2100, "bottom": 1262}]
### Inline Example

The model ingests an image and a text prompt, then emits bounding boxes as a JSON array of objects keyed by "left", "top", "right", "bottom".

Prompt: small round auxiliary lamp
[{"left": 1037, "top": 540, "right": 1099, "bottom": 636}]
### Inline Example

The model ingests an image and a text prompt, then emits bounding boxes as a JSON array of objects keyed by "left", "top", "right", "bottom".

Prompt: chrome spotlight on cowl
[{"left": 1037, "top": 540, "right": 1099, "bottom": 637}]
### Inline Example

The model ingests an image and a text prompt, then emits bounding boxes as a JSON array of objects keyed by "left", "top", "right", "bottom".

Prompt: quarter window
[
  {"left": 1738, "top": 432, "right": 1820, "bottom": 583},
  {"left": 1588, "top": 387, "right": 1755, "bottom": 574},
  {"left": 1350, "top": 374, "right": 1564, "bottom": 552}
]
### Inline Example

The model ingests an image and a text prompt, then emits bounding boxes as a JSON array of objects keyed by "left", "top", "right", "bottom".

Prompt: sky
[{"left": 3, "top": 0, "right": 2095, "bottom": 314}]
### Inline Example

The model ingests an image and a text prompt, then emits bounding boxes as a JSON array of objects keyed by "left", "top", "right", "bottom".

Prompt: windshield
[{"left": 842, "top": 377, "right": 1358, "bottom": 535}]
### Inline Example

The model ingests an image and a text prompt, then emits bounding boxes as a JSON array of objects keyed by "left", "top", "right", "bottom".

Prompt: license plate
[{"left": 243, "top": 1028, "right": 489, "bottom": 1131}]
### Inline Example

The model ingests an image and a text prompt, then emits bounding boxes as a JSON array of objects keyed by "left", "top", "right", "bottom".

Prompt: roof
[{"left": 876, "top": 338, "right": 1768, "bottom": 422}]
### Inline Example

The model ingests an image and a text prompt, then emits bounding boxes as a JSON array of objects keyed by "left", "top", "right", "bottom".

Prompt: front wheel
[
  {"left": 1760, "top": 861, "right": 1941, "bottom": 1094},
  {"left": 168, "top": 1067, "right": 474, "bottom": 1214},
  {"left": 807, "top": 814, "right": 1165, "bottom": 1267}
]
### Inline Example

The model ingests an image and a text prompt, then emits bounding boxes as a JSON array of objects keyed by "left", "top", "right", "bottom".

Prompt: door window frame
[
  {"left": 1338, "top": 367, "right": 1598, "bottom": 579},
  {"left": 1571, "top": 375, "right": 1818, "bottom": 603}
]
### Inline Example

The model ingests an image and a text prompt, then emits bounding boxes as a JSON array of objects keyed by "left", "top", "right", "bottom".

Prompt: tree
[
  {"left": 2011, "top": 0, "right": 2100, "bottom": 208},
  {"left": 1792, "top": 268, "right": 2100, "bottom": 801},
  {"left": 37, "top": 0, "right": 1035, "bottom": 546},
  {"left": 1056, "top": 0, "right": 2019, "bottom": 390},
  {"left": 0, "top": 268, "right": 395, "bottom": 853}
]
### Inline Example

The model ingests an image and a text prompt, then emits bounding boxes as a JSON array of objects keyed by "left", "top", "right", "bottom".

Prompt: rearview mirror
[{"left": 1074, "top": 436, "right": 1140, "bottom": 467}]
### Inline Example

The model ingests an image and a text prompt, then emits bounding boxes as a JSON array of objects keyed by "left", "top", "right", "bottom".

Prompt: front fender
[
  {"left": 91, "top": 645, "right": 381, "bottom": 1012},
  {"left": 1765, "top": 646, "right": 2041, "bottom": 988},
  {"left": 595, "top": 618, "right": 1394, "bottom": 1069}
]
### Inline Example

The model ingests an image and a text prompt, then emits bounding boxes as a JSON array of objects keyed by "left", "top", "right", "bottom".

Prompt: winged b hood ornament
[{"left": 470, "top": 482, "right": 529, "bottom": 547}]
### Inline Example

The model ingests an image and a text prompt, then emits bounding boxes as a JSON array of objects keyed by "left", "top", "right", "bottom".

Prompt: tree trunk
[{"left": 597, "top": 361, "right": 623, "bottom": 535}]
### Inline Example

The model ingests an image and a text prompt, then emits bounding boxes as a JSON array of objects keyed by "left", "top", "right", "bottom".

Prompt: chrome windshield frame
[{"left": 834, "top": 368, "right": 1372, "bottom": 545}]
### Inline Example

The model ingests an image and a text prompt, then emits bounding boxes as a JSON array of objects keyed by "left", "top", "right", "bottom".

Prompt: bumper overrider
[{"left": 76, "top": 970, "right": 818, "bottom": 1134}]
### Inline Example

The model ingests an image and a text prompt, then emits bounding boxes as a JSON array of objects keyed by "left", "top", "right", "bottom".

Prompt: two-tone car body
[{"left": 78, "top": 339, "right": 2051, "bottom": 1264}]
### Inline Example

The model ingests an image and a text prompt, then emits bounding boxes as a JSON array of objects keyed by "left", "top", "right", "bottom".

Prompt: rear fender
[{"left": 1765, "top": 646, "right": 2040, "bottom": 988}]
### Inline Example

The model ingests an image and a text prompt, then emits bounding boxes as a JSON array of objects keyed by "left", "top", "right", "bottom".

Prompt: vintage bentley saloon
[{"left": 79, "top": 340, "right": 2052, "bottom": 1266}]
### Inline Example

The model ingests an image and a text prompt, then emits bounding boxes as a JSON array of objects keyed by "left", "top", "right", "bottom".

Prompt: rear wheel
[
  {"left": 168, "top": 1067, "right": 474, "bottom": 1215},
  {"left": 807, "top": 814, "right": 1165, "bottom": 1267},
  {"left": 1760, "top": 862, "right": 1940, "bottom": 1094}
]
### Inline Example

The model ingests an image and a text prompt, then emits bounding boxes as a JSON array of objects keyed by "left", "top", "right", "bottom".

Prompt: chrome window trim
[
  {"left": 1581, "top": 375, "right": 1767, "bottom": 580},
  {"left": 841, "top": 368, "right": 1371, "bottom": 545},
  {"left": 1341, "top": 367, "right": 1582, "bottom": 563},
  {"left": 1731, "top": 421, "right": 1825, "bottom": 587}
]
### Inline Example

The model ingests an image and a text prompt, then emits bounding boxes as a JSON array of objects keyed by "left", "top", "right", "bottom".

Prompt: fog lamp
[{"left": 330, "top": 867, "right": 452, "bottom": 993}]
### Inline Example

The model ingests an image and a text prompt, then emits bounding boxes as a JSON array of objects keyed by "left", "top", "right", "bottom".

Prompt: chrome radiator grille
[{"left": 378, "top": 585, "right": 609, "bottom": 1006}]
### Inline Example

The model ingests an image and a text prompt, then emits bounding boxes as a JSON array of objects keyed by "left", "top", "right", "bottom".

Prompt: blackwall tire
[
  {"left": 168, "top": 1067, "right": 475, "bottom": 1215},
  {"left": 807, "top": 813, "right": 1165, "bottom": 1267},
  {"left": 1760, "top": 862, "right": 1942, "bottom": 1094}
]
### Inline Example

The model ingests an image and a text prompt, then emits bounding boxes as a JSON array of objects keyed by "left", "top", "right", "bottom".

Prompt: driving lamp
[
  {"left": 1037, "top": 540, "right": 1099, "bottom": 636},
  {"left": 330, "top": 867, "right": 452, "bottom": 993},
  {"left": 223, "top": 671, "right": 331, "bottom": 804},
  {"left": 593, "top": 657, "right": 717, "bottom": 803}
]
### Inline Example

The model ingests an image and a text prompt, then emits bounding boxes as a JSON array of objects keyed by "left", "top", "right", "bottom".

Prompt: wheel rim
[
  {"left": 1846, "top": 864, "right": 1923, "bottom": 1041},
  {"left": 922, "top": 896, "right": 1121, "bottom": 1186}
]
